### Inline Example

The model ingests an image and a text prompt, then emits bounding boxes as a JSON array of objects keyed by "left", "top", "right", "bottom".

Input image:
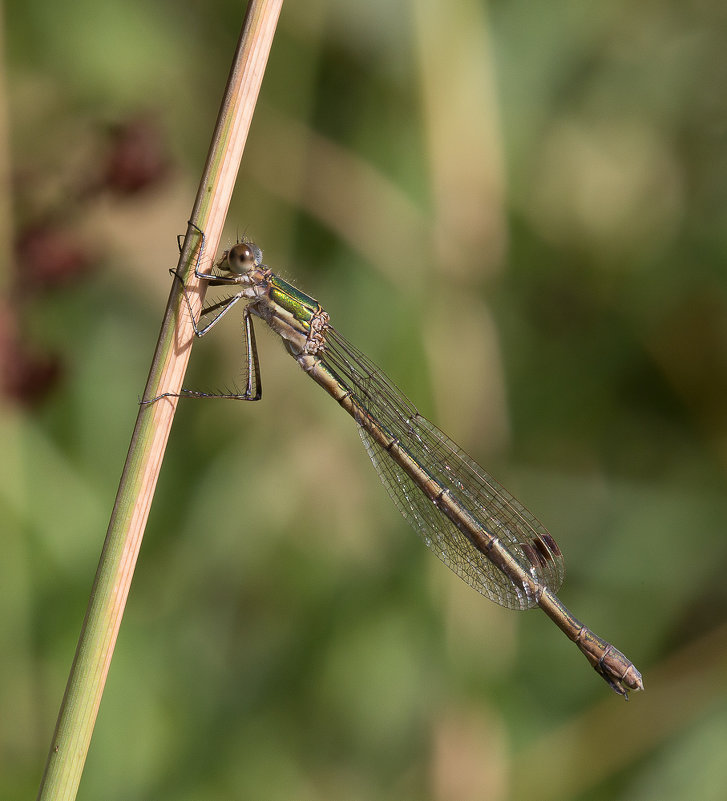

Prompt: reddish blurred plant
[
  {"left": 4, "top": 113, "right": 172, "bottom": 405},
  {"left": 15, "top": 223, "right": 92, "bottom": 293},
  {"left": 95, "top": 114, "right": 171, "bottom": 196},
  {"left": 0, "top": 302, "right": 62, "bottom": 406}
]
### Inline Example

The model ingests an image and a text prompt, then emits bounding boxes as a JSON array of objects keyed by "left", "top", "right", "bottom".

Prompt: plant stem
[{"left": 36, "top": 3, "right": 285, "bottom": 799}]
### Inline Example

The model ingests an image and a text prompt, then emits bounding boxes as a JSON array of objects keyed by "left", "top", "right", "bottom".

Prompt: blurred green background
[{"left": 3, "top": 1, "right": 727, "bottom": 799}]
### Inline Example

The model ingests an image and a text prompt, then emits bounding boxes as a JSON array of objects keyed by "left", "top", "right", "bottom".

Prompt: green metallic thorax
[
  {"left": 268, "top": 274, "right": 320, "bottom": 327},
  {"left": 254, "top": 272, "right": 326, "bottom": 358}
]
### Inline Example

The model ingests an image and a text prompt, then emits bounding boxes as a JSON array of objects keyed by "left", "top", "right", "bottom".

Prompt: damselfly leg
[{"left": 141, "top": 228, "right": 263, "bottom": 404}]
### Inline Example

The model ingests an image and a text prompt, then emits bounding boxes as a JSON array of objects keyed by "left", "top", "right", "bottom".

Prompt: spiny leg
[
  {"left": 176, "top": 220, "right": 241, "bottom": 287},
  {"left": 173, "top": 268, "right": 248, "bottom": 338},
  {"left": 177, "top": 219, "right": 210, "bottom": 280},
  {"left": 172, "top": 222, "right": 242, "bottom": 334},
  {"left": 142, "top": 278, "right": 263, "bottom": 404},
  {"left": 187, "top": 221, "right": 260, "bottom": 287},
  {"left": 175, "top": 306, "right": 262, "bottom": 401}
]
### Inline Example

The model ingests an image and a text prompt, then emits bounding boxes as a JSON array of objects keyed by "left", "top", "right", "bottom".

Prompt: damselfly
[{"left": 151, "top": 230, "right": 644, "bottom": 698}]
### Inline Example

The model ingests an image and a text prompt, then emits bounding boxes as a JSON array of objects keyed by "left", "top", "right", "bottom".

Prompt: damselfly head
[{"left": 222, "top": 241, "right": 263, "bottom": 275}]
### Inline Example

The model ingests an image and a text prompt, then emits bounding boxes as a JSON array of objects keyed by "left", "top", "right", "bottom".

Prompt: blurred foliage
[{"left": 2, "top": 1, "right": 727, "bottom": 799}]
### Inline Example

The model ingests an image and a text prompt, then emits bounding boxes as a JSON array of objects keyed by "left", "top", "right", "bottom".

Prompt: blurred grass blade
[{"left": 36, "top": 2, "right": 285, "bottom": 799}]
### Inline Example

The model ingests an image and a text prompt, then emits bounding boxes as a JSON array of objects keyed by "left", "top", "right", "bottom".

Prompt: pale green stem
[{"left": 36, "top": 2, "right": 285, "bottom": 799}]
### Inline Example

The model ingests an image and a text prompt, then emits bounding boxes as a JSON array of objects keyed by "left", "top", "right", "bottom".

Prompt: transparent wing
[{"left": 322, "top": 327, "right": 565, "bottom": 610}]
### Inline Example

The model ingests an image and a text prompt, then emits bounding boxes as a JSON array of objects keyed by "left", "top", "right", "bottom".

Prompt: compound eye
[{"left": 227, "top": 243, "right": 257, "bottom": 274}]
